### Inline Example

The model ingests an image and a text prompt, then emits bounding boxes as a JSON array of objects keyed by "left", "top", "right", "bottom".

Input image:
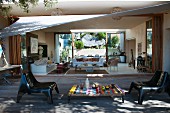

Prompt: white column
[
  {"left": 120, "top": 32, "right": 125, "bottom": 52},
  {"left": 55, "top": 34, "right": 60, "bottom": 63}
]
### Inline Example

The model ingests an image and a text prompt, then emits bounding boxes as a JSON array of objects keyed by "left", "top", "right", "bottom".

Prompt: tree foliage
[
  {"left": 61, "top": 48, "right": 68, "bottom": 61},
  {"left": 111, "top": 35, "right": 119, "bottom": 48},
  {"left": 75, "top": 40, "right": 84, "bottom": 49},
  {"left": 0, "top": 0, "right": 58, "bottom": 17},
  {"left": 95, "top": 32, "right": 106, "bottom": 40},
  {"left": 80, "top": 32, "right": 106, "bottom": 40}
]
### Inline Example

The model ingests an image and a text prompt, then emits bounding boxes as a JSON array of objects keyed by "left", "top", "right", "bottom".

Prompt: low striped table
[{"left": 68, "top": 84, "right": 125, "bottom": 103}]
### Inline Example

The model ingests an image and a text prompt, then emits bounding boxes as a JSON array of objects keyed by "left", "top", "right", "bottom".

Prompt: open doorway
[
  {"left": 107, "top": 32, "right": 126, "bottom": 63},
  {"left": 126, "top": 39, "right": 136, "bottom": 67},
  {"left": 55, "top": 33, "right": 72, "bottom": 63}
]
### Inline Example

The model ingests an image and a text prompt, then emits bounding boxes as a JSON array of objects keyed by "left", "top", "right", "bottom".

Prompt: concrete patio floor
[{"left": 0, "top": 63, "right": 170, "bottom": 113}]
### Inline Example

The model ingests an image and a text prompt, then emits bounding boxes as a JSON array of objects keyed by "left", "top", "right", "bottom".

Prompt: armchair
[
  {"left": 128, "top": 70, "right": 169, "bottom": 104},
  {"left": 107, "top": 58, "right": 119, "bottom": 71},
  {"left": 16, "top": 72, "right": 59, "bottom": 104}
]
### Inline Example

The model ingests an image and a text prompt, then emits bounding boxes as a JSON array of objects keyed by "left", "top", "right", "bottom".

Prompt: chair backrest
[
  {"left": 18, "top": 72, "right": 40, "bottom": 92},
  {"left": 20, "top": 72, "right": 38, "bottom": 89},
  {"left": 137, "top": 56, "right": 145, "bottom": 66},
  {"left": 110, "top": 58, "right": 119, "bottom": 66},
  {"left": 25, "top": 72, "right": 39, "bottom": 87},
  {"left": 18, "top": 73, "right": 34, "bottom": 93},
  {"left": 108, "top": 58, "right": 115, "bottom": 64},
  {"left": 149, "top": 71, "right": 168, "bottom": 87}
]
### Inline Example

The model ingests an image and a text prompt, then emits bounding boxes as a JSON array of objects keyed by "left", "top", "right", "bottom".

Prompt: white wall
[
  {"left": 31, "top": 30, "right": 46, "bottom": 43},
  {"left": 126, "top": 23, "right": 146, "bottom": 59},
  {"left": 31, "top": 30, "right": 55, "bottom": 59},
  {"left": 126, "top": 29, "right": 135, "bottom": 40},
  {"left": 45, "top": 32, "right": 54, "bottom": 59},
  {"left": 125, "top": 39, "right": 136, "bottom": 63},
  {"left": 163, "top": 13, "right": 170, "bottom": 73}
]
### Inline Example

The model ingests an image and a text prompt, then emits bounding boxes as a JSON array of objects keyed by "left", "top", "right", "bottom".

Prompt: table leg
[
  {"left": 75, "top": 65, "right": 77, "bottom": 71},
  {"left": 86, "top": 67, "right": 94, "bottom": 72},
  {"left": 68, "top": 95, "right": 71, "bottom": 103},
  {"left": 122, "top": 96, "right": 124, "bottom": 103}
]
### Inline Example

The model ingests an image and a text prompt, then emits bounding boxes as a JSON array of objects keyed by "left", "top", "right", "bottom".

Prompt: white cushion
[
  {"left": 72, "top": 59, "right": 77, "bottom": 62},
  {"left": 34, "top": 58, "right": 48, "bottom": 65}
]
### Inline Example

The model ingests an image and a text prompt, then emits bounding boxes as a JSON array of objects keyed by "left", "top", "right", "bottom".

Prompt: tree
[
  {"left": 0, "top": 0, "right": 58, "bottom": 17},
  {"left": 95, "top": 32, "right": 106, "bottom": 40},
  {"left": 111, "top": 35, "right": 119, "bottom": 48},
  {"left": 75, "top": 40, "right": 84, "bottom": 49},
  {"left": 61, "top": 48, "right": 68, "bottom": 61}
]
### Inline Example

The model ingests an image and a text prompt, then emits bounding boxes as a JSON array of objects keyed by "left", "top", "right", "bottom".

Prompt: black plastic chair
[
  {"left": 128, "top": 70, "right": 169, "bottom": 104},
  {"left": 16, "top": 72, "right": 59, "bottom": 104}
]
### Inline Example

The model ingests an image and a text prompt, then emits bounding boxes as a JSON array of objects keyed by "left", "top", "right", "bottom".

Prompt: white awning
[
  {"left": 0, "top": 2, "right": 169, "bottom": 38},
  {"left": 0, "top": 15, "right": 105, "bottom": 38}
]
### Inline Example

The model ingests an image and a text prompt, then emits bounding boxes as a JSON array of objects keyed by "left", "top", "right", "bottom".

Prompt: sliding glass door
[{"left": 146, "top": 20, "right": 152, "bottom": 69}]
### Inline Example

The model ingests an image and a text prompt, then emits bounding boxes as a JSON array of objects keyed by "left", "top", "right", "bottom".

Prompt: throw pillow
[{"left": 77, "top": 58, "right": 83, "bottom": 62}]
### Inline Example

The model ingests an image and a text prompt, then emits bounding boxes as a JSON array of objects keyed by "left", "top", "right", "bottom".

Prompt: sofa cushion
[
  {"left": 92, "top": 58, "right": 99, "bottom": 62},
  {"left": 83, "top": 58, "right": 89, "bottom": 62},
  {"left": 88, "top": 58, "right": 93, "bottom": 61},
  {"left": 76, "top": 58, "right": 84, "bottom": 62},
  {"left": 72, "top": 58, "right": 77, "bottom": 62},
  {"left": 34, "top": 58, "right": 48, "bottom": 66}
]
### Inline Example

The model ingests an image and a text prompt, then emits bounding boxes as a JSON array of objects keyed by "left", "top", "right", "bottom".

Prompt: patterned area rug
[{"left": 66, "top": 69, "right": 109, "bottom": 74}]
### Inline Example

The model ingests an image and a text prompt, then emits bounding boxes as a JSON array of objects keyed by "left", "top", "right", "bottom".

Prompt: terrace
[
  {"left": 0, "top": 66, "right": 169, "bottom": 112},
  {"left": 0, "top": 0, "right": 170, "bottom": 112}
]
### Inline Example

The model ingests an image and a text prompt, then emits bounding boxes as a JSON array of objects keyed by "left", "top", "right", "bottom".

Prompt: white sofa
[
  {"left": 72, "top": 57, "right": 105, "bottom": 67},
  {"left": 30, "top": 58, "right": 56, "bottom": 75}
]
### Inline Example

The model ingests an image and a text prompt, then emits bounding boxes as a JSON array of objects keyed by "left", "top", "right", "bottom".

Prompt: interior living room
[
  {"left": 1, "top": 1, "right": 170, "bottom": 74},
  {"left": 0, "top": 1, "right": 170, "bottom": 112}
]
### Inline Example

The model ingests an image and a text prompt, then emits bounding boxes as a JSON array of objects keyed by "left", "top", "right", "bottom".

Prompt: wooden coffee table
[{"left": 68, "top": 83, "right": 125, "bottom": 103}]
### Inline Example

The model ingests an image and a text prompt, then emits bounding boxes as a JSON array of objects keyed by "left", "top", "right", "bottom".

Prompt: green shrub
[
  {"left": 75, "top": 40, "right": 84, "bottom": 49},
  {"left": 95, "top": 32, "right": 106, "bottom": 40},
  {"left": 111, "top": 35, "right": 119, "bottom": 48}
]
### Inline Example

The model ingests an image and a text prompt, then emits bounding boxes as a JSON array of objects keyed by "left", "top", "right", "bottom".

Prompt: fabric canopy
[
  {"left": 81, "top": 34, "right": 105, "bottom": 47},
  {"left": 0, "top": 2, "right": 169, "bottom": 38},
  {"left": 0, "top": 15, "right": 105, "bottom": 38}
]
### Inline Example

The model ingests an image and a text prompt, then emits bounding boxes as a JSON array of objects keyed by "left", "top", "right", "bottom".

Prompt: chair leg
[
  {"left": 55, "top": 86, "right": 59, "bottom": 94},
  {"left": 43, "top": 90, "right": 53, "bottom": 104},
  {"left": 138, "top": 89, "right": 144, "bottom": 105},
  {"left": 168, "top": 92, "right": 170, "bottom": 96},
  {"left": 16, "top": 92, "right": 25, "bottom": 103},
  {"left": 128, "top": 82, "right": 135, "bottom": 94}
]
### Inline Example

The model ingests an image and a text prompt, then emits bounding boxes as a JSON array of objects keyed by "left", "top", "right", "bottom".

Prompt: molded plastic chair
[
  {"left": 16, "top": 72, "right": 59, "bottom": 104},
  {"left": 128, "top": 70, "right": 169, "bottom": 104}
]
